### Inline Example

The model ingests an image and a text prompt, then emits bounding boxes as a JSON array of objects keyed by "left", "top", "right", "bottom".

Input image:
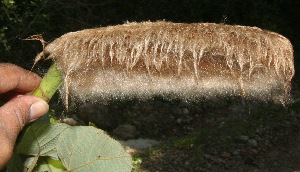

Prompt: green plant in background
[
  {"left": 131, "top": 156, "right": 143, "bottom": 172},
  {"left": 6, "top": 63, "right": 132, "bottom": 172},
  {"left": 0, "top": 27, "right": 9, "bottom": 51}
]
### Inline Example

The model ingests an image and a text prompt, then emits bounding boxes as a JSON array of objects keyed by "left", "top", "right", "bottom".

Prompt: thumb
[{"left": 0, "top": 95, "right": 49, "bottom": 169}]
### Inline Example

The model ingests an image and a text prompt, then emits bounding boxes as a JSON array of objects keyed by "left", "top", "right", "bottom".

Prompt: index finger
[{"left": 0, "top": 63, "right": 41, "bottom": 94}]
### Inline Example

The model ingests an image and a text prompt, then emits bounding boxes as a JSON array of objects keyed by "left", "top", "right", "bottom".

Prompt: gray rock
[
  {"left": 182, "top": 108, "right": 189, "bottom": 115},
  {"left": 232, "top": 150, "right": 240, "bottom": 156},
  {"left": 176, "top": 118, "right": 182, "bottom": 124},
  {"left": 248, "top": 139, "right": 258, "bottom": 147},
  {"left": 112, "top": 124, "right": 138, "bottom": 140},
  {"left": 119, "top": 138, "right": 159, "bottom": 150},
  {"left": 185, "top": 161, "right": 190, "bottom": 166},
  {"left": 61, "top": 118, "right": 79, "bottom": 126}
]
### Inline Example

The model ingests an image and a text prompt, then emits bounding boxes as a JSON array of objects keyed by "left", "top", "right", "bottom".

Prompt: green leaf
[
  {"left": 57, "top": 126, "right": 132, "bottom": 172},
  {"left": 32, "top": 157, "right": 66, "bottom": 172},
  {"left": 6, "top": 153, "right": 23, "bottom": 172},
  {"left": 15, "top": 118, "right": 70, "bottom": 159}
]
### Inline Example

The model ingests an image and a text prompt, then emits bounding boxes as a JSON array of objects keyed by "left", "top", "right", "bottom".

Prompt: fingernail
[{"left": 29, "top": 100, "right": 49, "bottom": 121}]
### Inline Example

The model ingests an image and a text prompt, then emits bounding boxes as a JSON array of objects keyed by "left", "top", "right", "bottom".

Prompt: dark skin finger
[{"left": 0, "top": 63, "right": 49, "bottom": 169}]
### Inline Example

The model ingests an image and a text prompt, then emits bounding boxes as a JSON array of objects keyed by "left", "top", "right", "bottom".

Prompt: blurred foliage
[{"left": 0, "top": 0, "right": 299, "bottom": 70}]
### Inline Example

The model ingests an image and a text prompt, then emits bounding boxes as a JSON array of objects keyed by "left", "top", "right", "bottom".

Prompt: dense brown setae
[{"left": 36, "top": 21, "right": 295, "bottom": 105}]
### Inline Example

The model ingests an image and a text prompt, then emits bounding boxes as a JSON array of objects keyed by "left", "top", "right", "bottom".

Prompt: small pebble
[
  {"left": 176, "top": 118, "right": 182, "bottom": 124},
  {"left": 221, "top": 152, "right": 231, "bottom": 158},
  {"left": 182, "top": 108, "right": 189, "bottom": 115},
  {"left": 256, "top": 128, "right": 261, "bottom": 134},
  {"left": 232, "top": 150, "right": 240, "bottom": 156},
  {"left": 61, "top": 118, "right": 79, "bottom": 126},
  {"left": 204, "top": 154, "right": 213, "bottom": 160},
  {"left": 247, "top": 139, "right": 258, "bottom": 147},
  {"left": 237, "top": 135, "right": 249, "bottom": 142}
]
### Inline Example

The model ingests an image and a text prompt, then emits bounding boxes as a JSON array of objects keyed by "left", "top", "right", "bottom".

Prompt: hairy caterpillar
[{"left": 36, "top": 21, "right": 294, "bottom": 105}]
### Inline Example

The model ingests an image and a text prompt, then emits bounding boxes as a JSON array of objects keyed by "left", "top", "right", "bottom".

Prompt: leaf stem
[{"left": 33, "top": 63, "right": 62, "bottom": 102}]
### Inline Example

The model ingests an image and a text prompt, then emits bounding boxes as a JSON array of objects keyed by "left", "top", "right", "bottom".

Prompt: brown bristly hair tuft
[{"left": 36, "top": 21, "right": 295, "bottom": 107}]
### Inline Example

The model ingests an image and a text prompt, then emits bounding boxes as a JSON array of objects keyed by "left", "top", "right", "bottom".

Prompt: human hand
[{"left": 0, "top": 63, "right": 49, "bottom": 169}]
